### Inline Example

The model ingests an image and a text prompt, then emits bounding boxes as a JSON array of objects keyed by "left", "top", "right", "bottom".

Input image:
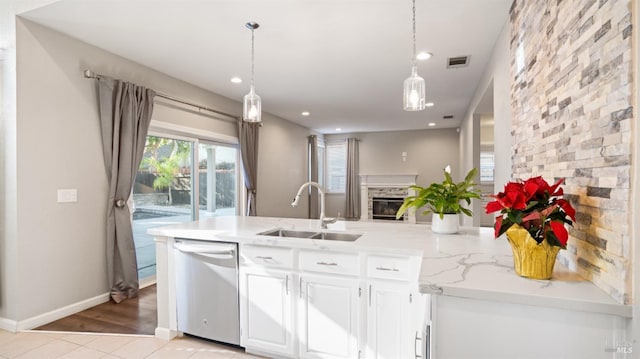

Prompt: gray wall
[
  {"left": 325, "top": 129, "right": 459, "bottom": 222},
  {"left": 3, "top": 18, "right": 311, "bottom": 324},
  {"left": 459, "top": 20, "right": 511, "bottom": 227},
  {"left": 256, "top": 114, "right": 313, "bottom": 218}
]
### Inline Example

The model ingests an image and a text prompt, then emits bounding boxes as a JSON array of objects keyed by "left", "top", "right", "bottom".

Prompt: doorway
[
  {"left": 132, "top": 134, "right": 239, "bottom": 280},
  {"left": 475, "top": 81, "right": 496, "bottom": 227}
]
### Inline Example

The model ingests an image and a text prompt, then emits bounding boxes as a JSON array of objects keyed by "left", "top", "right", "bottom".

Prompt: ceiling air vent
[
  {"left": 443, "top": 115, "right": 454, "bottom": 119},
  {"left": 447, "top": 56, "right": 470, "bottom": 68}
]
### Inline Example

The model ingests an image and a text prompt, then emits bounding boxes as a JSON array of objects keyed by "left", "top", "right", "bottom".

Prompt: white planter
[{"left": 431, "top": 213, "right": 459, "bottom": 234}]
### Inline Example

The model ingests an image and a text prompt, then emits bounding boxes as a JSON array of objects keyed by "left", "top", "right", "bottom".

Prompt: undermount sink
[
  {"left": 257, "top": 228, "right": 361, "bottom": 242},
  {"left": 257, "top": 229, "right": 318, "bottom": 238},
  {"left": 309, "top": 232, "right": 361, "bottom": 241}
]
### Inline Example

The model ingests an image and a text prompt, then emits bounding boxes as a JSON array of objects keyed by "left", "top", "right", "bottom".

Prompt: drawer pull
[
  {"left": 317, "top": 261, "right": 338, "bottom": 266},
  {"left": 376, "top": 266, "right": 400, "bottom": 272},
  {"left": 256, "top": 256, "right": 273, "bottom": 260}
]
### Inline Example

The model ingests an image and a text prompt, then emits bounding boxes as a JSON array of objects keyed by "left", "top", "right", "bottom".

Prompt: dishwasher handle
[{"left": 174, "top": 242, "right": 236, "bottom": 258}]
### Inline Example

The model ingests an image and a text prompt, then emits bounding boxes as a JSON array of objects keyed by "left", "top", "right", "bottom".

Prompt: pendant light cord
[
  {"left": 411, "top": 0, "right": 417, "bottom": 67},
  {"left": 251, "top": 27, "right": 255, "bottom": 89}
]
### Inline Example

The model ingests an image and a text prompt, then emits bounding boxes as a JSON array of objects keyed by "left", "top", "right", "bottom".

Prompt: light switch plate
[{"left": 57, "top": 189, "right": 78, "bottom": 203}]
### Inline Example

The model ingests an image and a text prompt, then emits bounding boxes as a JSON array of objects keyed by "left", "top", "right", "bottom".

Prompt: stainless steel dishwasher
[{"left": 174, "top": 239, "right": 240, "bottom": 345}]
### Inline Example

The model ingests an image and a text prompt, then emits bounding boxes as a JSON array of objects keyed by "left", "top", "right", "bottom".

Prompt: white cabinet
[
  {"left": 299, "top": 273, "right": 360, "bottom": 359},
  {"left": 239, "top": 246, "right": 425, "bottom": 359},
  {"left": 239, "top": 266, "right": 295, "bottom": 357},
  {"left": 366, "top": 281, "right": 411, "bottom": 359},
  {"left": 366, "top": 281, "right": 427, "bottom": 359}
]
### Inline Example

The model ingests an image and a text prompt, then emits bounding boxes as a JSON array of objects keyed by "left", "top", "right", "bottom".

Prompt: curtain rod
[{"left": 83, "top": 69, "right": 239, "bottom": 122}]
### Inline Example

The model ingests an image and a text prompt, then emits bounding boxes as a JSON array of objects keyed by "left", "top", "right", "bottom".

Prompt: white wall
[
  {"left": 459, "top": 20, "right": 511, "bottom": 227},
  {"left": 325, "top": 129, "right": 459, "bottom": 222},
  {"left": 491, "top": 23, "right": 512, "bottom": 191},
  {"left": 0, "top": 0, "right": 20, "bottom": 323},
  {"left": 3, "top": 18, "right": 311, "bottom": 325}
]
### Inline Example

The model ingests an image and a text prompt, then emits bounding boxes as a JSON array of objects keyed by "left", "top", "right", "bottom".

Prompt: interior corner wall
[
  {"left": 12, "top": 18, "right": 311, "bottom": 324},
  {"left": 325, "top": 129, "right": 459, "bottom": 223},
  {"left": 458, "top": 114, "right": 480, "bottom": 227},
  {"left": 256, "top": 114, "right": 314, "bottom": 218},
  {"left": 510, "top": 0, "right": 633, "bottom": 304},
  {"left": 0, "top": 0, "right": 20, "bottom": 324},
  {"left": 460, "top": 20, "right": 511, "bottom": 227}
]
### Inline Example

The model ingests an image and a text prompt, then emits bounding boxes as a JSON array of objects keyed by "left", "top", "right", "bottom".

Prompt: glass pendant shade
[
  {"left": 403, "top": 66, "right": 426, "bottom": 111},
  {"left": 243, "top": 85, "right": 261, "bottom": 123},
  {"left": 243, "top": 22, "right": 262, "bottom": 123}
]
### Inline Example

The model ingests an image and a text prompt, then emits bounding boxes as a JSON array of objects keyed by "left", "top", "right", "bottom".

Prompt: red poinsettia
[{"left": 485, "top": 176, "right": 576, "bottom": 248}]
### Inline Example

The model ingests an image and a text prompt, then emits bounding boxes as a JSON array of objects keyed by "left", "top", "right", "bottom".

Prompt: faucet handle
[{"left": 324, "top": 212, "right": 340, "bottom": 225}]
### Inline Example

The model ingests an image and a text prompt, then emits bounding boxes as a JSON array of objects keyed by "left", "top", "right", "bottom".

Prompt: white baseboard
[
  {"left": 16, "top": 292, "right": 110, "bottom": 331},
  {"left": 155, "top": 327, "right": 178, "bottom": 340},
  {"left": 0, "top": 317, "right": 18, "bottom": 332},
  {"left": 1, "top": 281, "right": 156, "bottom": 333},
  {"left": 140, "top": 276, "right": 156, "bottom": 289}
]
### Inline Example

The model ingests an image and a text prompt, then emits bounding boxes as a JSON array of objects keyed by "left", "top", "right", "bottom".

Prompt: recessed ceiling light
[
  {"left": 230, "top": 77, "right": 242, "bottom": 84},
  {"left": 425, "top": 102, "right": 434, "bottom": 107},
  {"left": 336, "top": 128, "right": 342, "bottom": 132},
  {"left": 301, "top": 111, "right": 310, "bottom": 116},
  {"left": 428, "top": 122, "right": 436, "bottom": 127},
  {"left": 416, "top": 52, "right": 432, "bottom": 60}
]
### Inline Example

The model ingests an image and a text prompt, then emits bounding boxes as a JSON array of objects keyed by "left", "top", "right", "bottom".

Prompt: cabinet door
[
  {"left": 367, "top": 281, "right": 427, "bottom": 359},
  {"left": 240, "top": 267, "right": 295, "bottom": 357},
  {"left": 299, "top": 274, "right": 360, "bottom": 359}
]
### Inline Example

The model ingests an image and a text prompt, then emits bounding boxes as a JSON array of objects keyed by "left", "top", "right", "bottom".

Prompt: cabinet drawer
[
  {"left": 299, "top": 250, "right": 359, "bottom": 276},
  {"left": 240, "top": 245, "right": 293, "bottom": 268},
  {"left": 367, "top": 255, "right": 412, "bottom": 281}
]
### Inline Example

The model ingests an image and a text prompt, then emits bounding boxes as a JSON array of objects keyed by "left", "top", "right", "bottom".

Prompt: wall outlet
[{"left": 57, "top": 189, "right": 78, "bottom": 203}]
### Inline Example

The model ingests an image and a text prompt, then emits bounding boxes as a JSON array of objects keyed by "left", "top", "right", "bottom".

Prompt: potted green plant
[{"left": 396, "top": 167, "right": 481, "bottom": 234}]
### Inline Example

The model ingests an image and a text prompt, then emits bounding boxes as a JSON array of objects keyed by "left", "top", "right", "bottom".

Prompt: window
[
  {"left": 480, "top": 152, "right": 495, "bottom": 183},
  {"left": 325, "top": 141, "right": 346, "bottom": 193}
]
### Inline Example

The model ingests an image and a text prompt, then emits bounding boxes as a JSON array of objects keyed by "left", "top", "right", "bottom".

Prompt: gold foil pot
[{"left": 505, "top": 224, "right": 560, "bottom": 280}]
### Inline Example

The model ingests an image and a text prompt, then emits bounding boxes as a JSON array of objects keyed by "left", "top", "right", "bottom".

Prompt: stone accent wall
[{"left": 510, "top": 0, "right": 633, "bottom": 304}]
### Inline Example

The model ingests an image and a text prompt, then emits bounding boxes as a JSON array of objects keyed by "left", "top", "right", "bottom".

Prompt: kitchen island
[{"left": 150, "top": 216, "right": 631, "bottom": 358}]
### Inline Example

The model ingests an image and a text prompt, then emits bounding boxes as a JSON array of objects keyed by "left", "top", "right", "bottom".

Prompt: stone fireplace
[{"left": 359, "top": 174, "right": 418, "bottom": 223}]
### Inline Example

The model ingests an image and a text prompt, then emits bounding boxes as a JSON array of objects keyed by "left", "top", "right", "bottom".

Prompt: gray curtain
[
  {"left": 239, "top": 121, "right": 260, "bottom": 216},
  {"left": 345, "top": 138, "right": 360, "bottom": 220},
  {"left": 97, "top": 77, "right": 155, "bottom": 303},
  {"left": 308, "top": 135, "right": 319, "bottom": 219}
]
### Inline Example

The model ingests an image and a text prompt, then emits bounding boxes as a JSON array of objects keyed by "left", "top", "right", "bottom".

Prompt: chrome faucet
[{"left": 291, "top": 181, "right": 337, "bottom": 229}]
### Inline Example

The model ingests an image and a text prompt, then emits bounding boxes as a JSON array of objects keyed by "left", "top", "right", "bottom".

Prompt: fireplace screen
[{"left": 372, "top": 197, "right": 404, "bottom": 220}]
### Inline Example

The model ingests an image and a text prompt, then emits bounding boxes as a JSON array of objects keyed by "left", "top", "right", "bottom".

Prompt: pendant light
[
  {"left": 403, "top": 0, "right": 426, "bottom": 111},
  {"left": 243, "top": 22, "right": 262, "bottom": 122}
]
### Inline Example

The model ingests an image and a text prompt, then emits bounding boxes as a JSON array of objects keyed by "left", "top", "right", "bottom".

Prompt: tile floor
[{"left": 0, "top": 330, "right": 264, "bottom": 359}]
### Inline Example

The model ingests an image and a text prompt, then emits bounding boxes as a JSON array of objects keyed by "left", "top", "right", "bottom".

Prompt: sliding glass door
[
  {"left": 198, "top": 142, "right": 238, "bottom": 219},
  {"left": 132, "top": 135, "right": 239, "bottom": 279}
]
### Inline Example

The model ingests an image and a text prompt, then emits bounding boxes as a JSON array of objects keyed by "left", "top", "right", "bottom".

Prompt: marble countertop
[{"left": 149, "top": 215, "right": 631, "bottom": 318}]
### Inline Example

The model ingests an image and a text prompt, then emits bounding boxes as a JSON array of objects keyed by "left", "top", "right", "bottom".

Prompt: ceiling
[{"left": 19, "top": 0, "right": 510, "bottom": 134}]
